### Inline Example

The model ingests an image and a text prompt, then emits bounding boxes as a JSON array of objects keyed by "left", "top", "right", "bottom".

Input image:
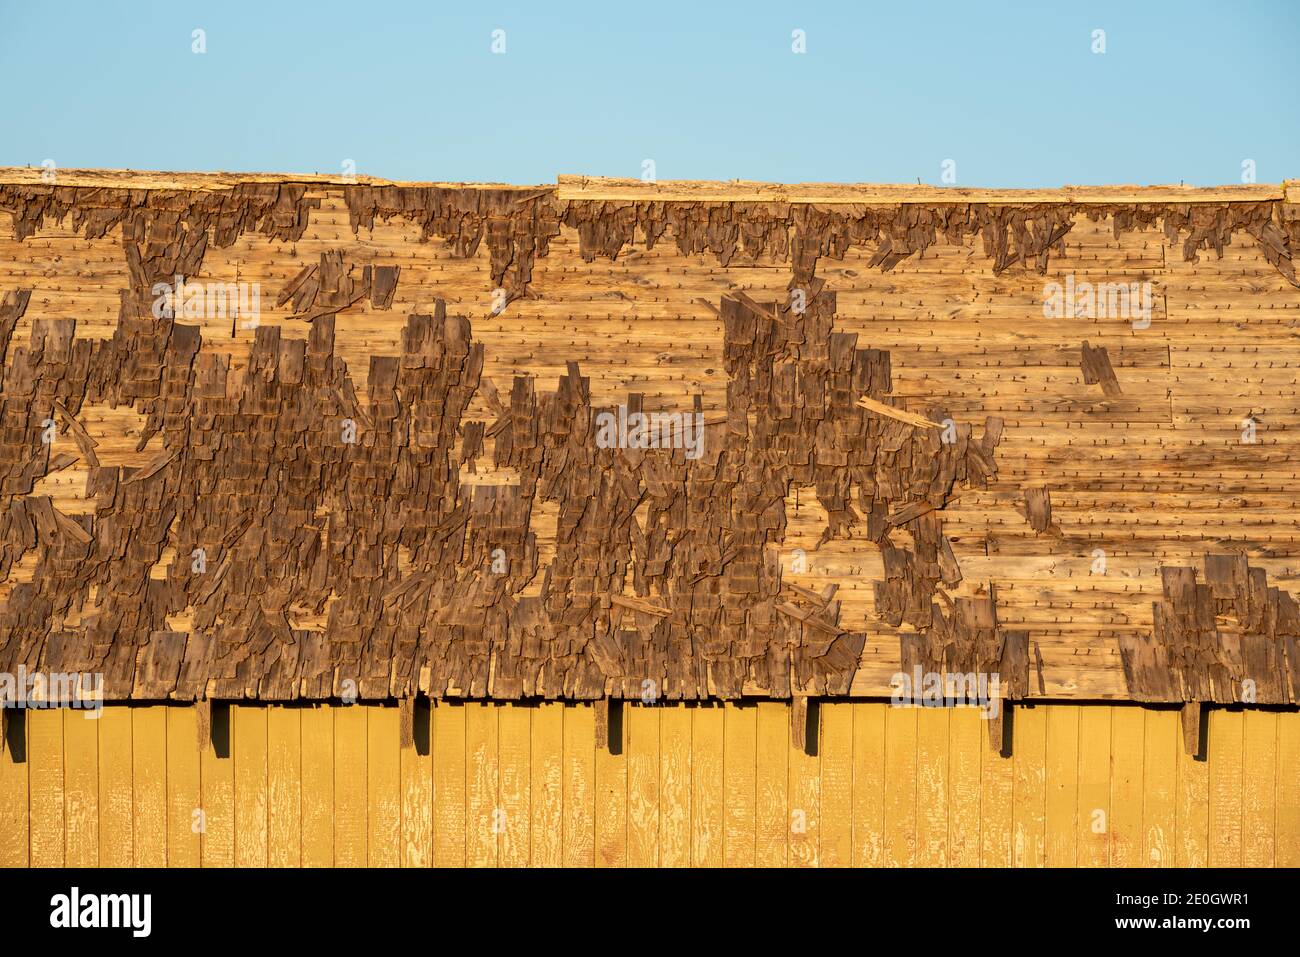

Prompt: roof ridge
[{"left": 0, "top": 167, "right": 1291, "bottom": 204}]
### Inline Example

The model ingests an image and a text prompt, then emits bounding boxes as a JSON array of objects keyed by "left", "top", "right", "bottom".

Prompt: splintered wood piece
[
  {"left": 594, "top": 697, "right": 609, "bottom": 750},
  {"left": 53, "top": 400, "right": 100, "bottom": 468},
  {"left": 1024, "top": 487, "right": 1053, "bottom": 534},
  {"left": 776, "top": 602, "right": 843, "bottom": 637},
  {"left": 987, "top": 703, "right": 1007, "bottom": 754},
  {"left": 370, "top": 265, "right": 400, "bottom": 309},
  {"left": 400, "top": 697, "right": 415, "bottom": 749},
  {"left": 53, "top": 507, "right": 92, "bottom": 545},
  {"left": 275, "top": 262, "right": 318, "bottom": 308},
  {"left": 1180, "top": 701, "right": 1204, "bottom": 757},
  {"left": 46, "top": 451, "right": 79, "bottom": 473},
  {"left": 728, "top": 289, "right": 779, "bottom": 321},
  {"left": 781, "top": 581, "right": 829, "bottom": 606},
  {"left": 856, "top": 395, "right": 943, "bottom": 429},
  {"left": 610, "top": 594, "right": 670, "bottom": 618},
  {"left": 791, "top": 695, "right": 809, "bottom": 751},
  {"left": 196, "top": 699, "right": 212, "bottom": 751},
  {"left": 1080, "top": 341, "right": 1122, "bottom": 397},
  {"left": 124, "top": 450, "right": 174, "bottom": 485},
  {"left": 693, "top": 297, "right": 723, "bottom": 317}
]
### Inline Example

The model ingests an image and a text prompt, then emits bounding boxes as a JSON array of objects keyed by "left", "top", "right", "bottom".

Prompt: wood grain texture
[
  {"left": 1077, "top": 706, "right": 1112, "bottom": 867},
  {"left": 1109, "top": 706, "right": 1145, "bottom": 867},
  {"left": 464, "top": 701, "right": 498, "bottom": 867},
  {"left": 593, "top": 705, "right": 627, "bottom": 867},
  {"left": 300, "top": 704, "right": 334, "bottom": 867},
  {"left": 529, "top": 701, "right": 563, "bottom": 867},
  {"left": 399, "top": 702, "right": 432, "bottom": 867},
  {"left": 366, "top": 705, "right": 401, "bottom": 867},
  {"left": 1044, "top": 705, "right": 1080, "bottom": 866},
  {"left": 332, "top": 705, "right": 368, "bottom": 867},
  {"left": 63, "top": 709, "right": 98, "bottom": 866},
  {"left": 624, "top": 702, "right": 660, "bottom": 867},
  {"left": 27, "top": 709, "right": 64, "bottom": 867},
  {"left": 267, "top": 705, "right": 302, "bottom": 867},
  {"left": 233, "top": 705, "right": 267, "bottom": 867},
  {"left": 98, "top": 706, "right": 132, "bottom": 867},
  {"left": 132, "top": 706, "right": 168, "bottom": 867},
  {"left": 722, "top": 703, "right": 756, "bottom": 867},
  {"left": 690, "top": 705, "right": 724, "bottom": 867},
  {"left": 431, "top": 702, "right": 466, "bottom": 867},
  {"left": 755, "top": 701, "right": 789, "bottom": 866},
  {"left": 199, "top": 708, "right": 233, "bottom": 867},
  {"left": 852, "top": 702, "right": 887, "bottom": 866},
  {"left": 165, "top": 706, "right": 201, "bottom": 866},
  {"left": 497, "top": 702, "right": 531, "bottom": 867}
]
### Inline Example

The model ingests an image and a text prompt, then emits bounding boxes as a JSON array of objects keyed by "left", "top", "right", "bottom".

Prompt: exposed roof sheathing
[{"left": 0, "top": 168, "right": 1298, "bottom": 707}]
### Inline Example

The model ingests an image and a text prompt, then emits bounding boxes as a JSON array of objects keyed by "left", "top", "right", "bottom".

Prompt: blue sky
[{"left": 1, "top": 0, "right": 1295, "bottom": 186}]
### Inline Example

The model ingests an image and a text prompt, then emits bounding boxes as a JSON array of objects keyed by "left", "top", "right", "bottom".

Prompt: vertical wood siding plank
[
  {"left": 199, "top": 706, "right": 233, "bottom": 868},
  {"left": 914, "top": 706, "right": 950, "bottom": 867},
  {"left": 267, "top": 705, "right": 302, "bottom": 867},
  {"left": 852, "top": 702, "right": 887, "bottom": 867},
  {"left": 754, "top": 701, "right": 788, "bottom": 867},
  {"left": 366, "top": 705, "right": 401, "bottom": 868},
  {"left": 690, "top": 704, "right": 724, "bottom": 867},
  {"left": 233, "top": 705, "right": 267, "bottom": 867},
  {"left": 883, "top": 704, "right": 918, "bottom": 867},
  {"left": 529, "top": 701, "right": 563, "bottom": 867},
  {"left": 1207, "top": 708, "right": 1244, "bottom": 867},
  {"left": 787, "top": 717, "right": 821, "bottom": 868},
  {"left": 722, "top": 702, "right": 756, "bottom": 868},
  {"left": 658, "top": 703, "right": 692, "bottom": 868},
  {"left": 332, "top": 704, "right": 368, "bottom": 867},
  {"left": 818, "top": 701, "right": 854, "bottom": 867},
  {"left": 132, "top": 705, "right": 168, "bottom": 867},
  {"left": 594, "top": 704, "right": 627, "bottom": 868},
  {"left": 465, "top": 701, "right": 499, "bottom": 868},
  {"left": 399, "top": 701, "right": 432, "bottom": 868},
  {"left": 101, "top": 706, "right": 135, "bottom": 867},
  {"left": 1109, "top": 706, "right": 1146, "bottom": 868},
  {"left": 1044, "top": 705, "right": 1080, "bottom": 867},
  {"left": 63, "top": 708, "right": 99, "bottom": 867},
  {"left": 28, "top": 708, "right": 65, "bottom": 867},
  {"left": 1240, "top": 709, "right": 1277, "bottom": 867},
  {"left": 562, "top": 703, "right": 595, "bottom": 867},
  {"left": 1141, "top": 708, "right": 1177, "bottom": 867},
  {"left": 625, "top": 702, "right": 660, "bottom": 868},
  {"left": 1012, "top": 704, "right": 1047, "bottom": 868},
  {"left": 1076, "top": 705, "right": 1112, "bottom": 868},
  {"left": 1276, "top": 712, "right": 1300, "bottom": 867},
  {"left": 0, "top": 710, "right": 29, "bottom": 867},
  {"left": 300, "top": 704, "right": 334, "bottom": 867},
  {"left": 431, "top": 701, "right": 466, "bottom": 867},
  {"left": 979, "top": 726, "right": 1013, "bottom": 867},
  {"left": 165, "top": 706, "right": 201, "bottom": 867},
  {"left": 1174, "top": 715, "right": 1209, "bottom": 868},
  {"left": 498, "top": 703, "right": 532, "bottom": 868},
  {"left": 947, "top": 706, "right": 983, "bottom": 867}
]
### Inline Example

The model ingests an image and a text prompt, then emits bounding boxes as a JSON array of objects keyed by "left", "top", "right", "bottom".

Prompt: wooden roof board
[{"left": 0, "top": 172, "right": 1297, "bottom": 707}]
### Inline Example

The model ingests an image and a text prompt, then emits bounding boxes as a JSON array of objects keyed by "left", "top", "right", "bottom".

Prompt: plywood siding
[{"left": 1, "top": 701, "right": 1295, "bottom": 867}]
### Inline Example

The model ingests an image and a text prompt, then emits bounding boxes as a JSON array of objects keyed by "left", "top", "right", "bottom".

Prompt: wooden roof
[{"left": 0, "top": 169, "right": 1297, "bottom": 706}]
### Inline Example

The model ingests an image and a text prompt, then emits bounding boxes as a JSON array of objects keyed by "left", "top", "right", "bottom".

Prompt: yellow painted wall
[{"left": 1, "top": 702, "right": 1296, "bottom": 867}]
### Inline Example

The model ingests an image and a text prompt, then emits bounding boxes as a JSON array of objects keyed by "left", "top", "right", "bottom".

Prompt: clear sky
[{"left": 1, "top": 0, "right": 1296, "bottom": 187}]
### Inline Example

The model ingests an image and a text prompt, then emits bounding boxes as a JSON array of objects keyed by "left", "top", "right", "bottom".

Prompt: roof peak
[{"left": 0, "top": 167, "right": 1292, "bottom": 205}]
